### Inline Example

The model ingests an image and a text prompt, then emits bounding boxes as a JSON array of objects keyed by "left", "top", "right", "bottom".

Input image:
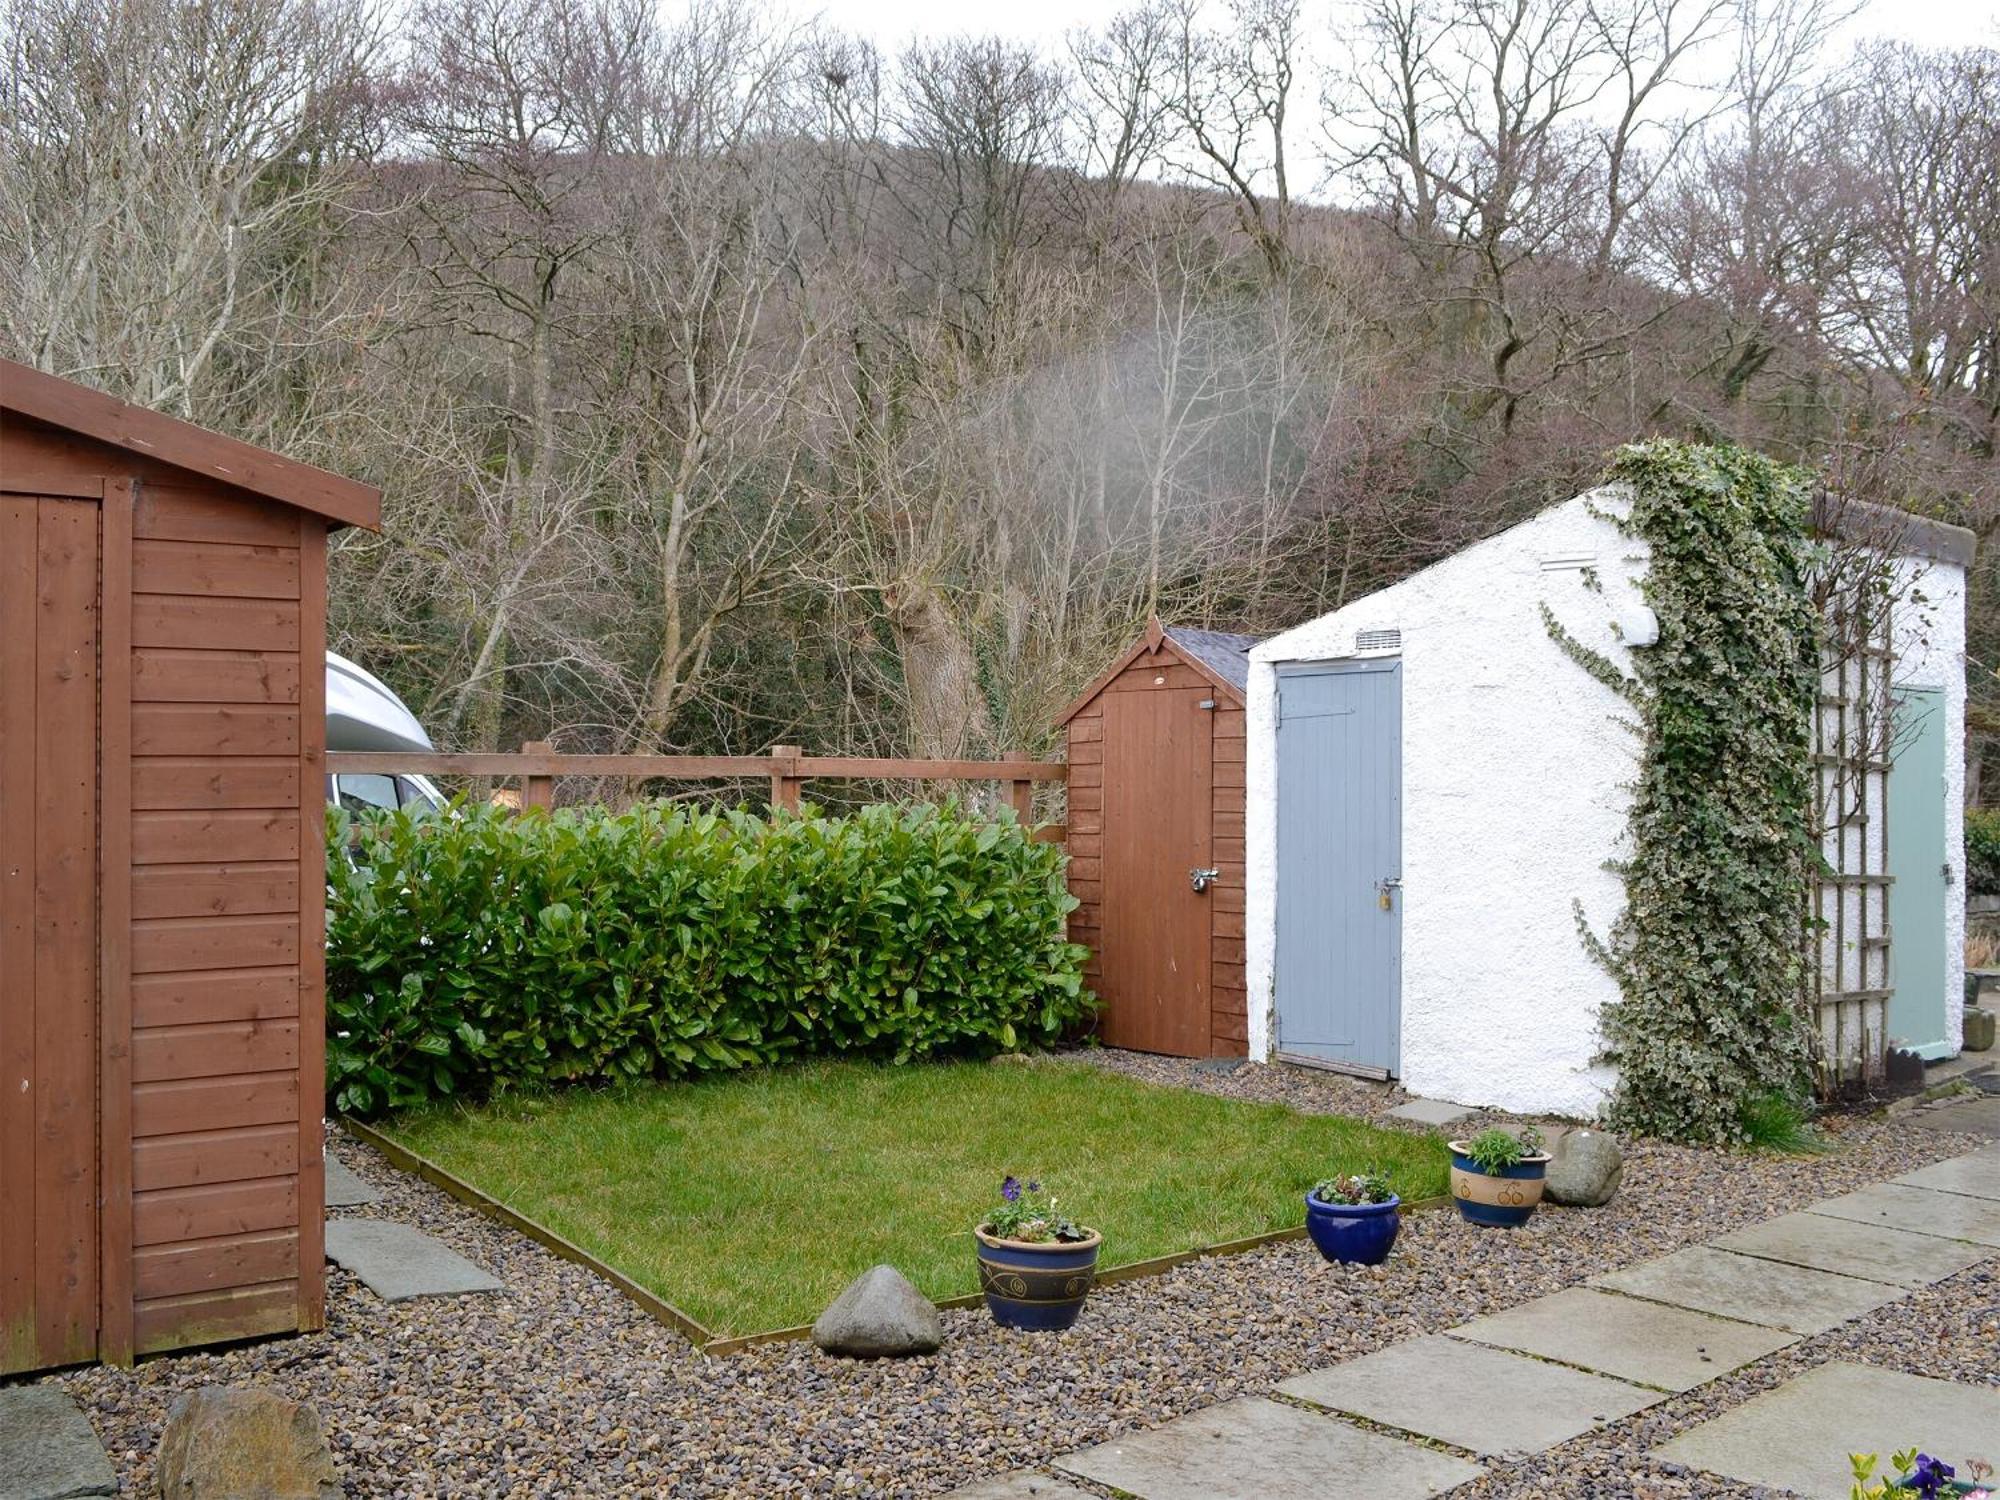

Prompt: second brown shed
[
  {"left": 2, "top": 359, "right": 380, "bottom": 1374},
  {"left": 1056, "top": 619, "right": 1260, "bottom": 1059}
]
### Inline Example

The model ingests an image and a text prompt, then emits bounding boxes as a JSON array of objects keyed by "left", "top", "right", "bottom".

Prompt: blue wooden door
[
  {"left": 1275, "top": 660, "right": 1401, "bottom": 1074},
  {"left": 1887, "top": 685, "right": 1949, "bottom": 1057}
]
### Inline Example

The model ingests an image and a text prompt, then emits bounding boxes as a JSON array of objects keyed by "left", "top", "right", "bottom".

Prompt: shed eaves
[{"left": 0, "top": 357, "right": 381, "bottom": 530}]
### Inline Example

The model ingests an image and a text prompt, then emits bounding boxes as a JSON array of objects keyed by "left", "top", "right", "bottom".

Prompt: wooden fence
[{"left": 324, "top": 744, "right": 1070, "bottom": 842}]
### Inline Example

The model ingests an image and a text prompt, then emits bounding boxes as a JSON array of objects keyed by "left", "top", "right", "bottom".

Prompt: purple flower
[
  {"left": 1911, "top": 1456, "right": 1956, "bottom": 1498},
  {"left": 1001, "top": 1176, "right": 1021, "bottom": 1203},
  {"left": 1027, "top": 1180, "right": 1041, "bottom": 1193}
]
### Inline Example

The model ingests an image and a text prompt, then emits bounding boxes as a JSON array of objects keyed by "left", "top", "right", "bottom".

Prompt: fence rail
[{"left": 325, "top": 744, "right": 1069, "bottom": 838}]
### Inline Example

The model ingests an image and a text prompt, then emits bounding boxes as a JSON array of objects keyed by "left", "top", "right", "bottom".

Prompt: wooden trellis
[{"left": 1808, "top": 579, "right": 1896, "bottom": 1093}]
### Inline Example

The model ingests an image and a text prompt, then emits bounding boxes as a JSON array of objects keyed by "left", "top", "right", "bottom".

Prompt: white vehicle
[{"left": 325, "top": 651, "right": 443, "bottom": 815}]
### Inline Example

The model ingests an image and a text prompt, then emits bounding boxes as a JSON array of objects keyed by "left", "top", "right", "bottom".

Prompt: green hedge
[
  {"left": 325, "top": 801, "right": 1094, "bottom": 1115},
  {"left": 1968, "top": 807, "right": 2000, "bottom": 896}
]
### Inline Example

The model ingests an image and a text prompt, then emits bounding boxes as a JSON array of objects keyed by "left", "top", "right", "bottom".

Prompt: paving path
[{"left": 958, "top": 1142, "right": 2000, "bottom": 1500}]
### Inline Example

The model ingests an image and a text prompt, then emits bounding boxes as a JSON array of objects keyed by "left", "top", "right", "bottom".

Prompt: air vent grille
[{"left": 1355, "top": 628, "right": 1402, "bottom": 652}]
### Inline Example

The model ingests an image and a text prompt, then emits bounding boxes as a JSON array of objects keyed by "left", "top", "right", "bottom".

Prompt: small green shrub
[
  {"left": 1736, "top": 1092, "right": 1832, "bottom": 1155},
  {"left": 1965, "top": 807, "right": 2000, "bottom": 897},
  {"left": 325, "top": 800, "right": 1094, "bottom": 1115},
  {"left": 1456, "top": 1126, "right": 1545, "bottom": 1175}
]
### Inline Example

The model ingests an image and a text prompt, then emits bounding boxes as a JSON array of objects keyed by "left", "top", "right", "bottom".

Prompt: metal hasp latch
[
  {"left": 1190, "top": 867, "right": 1219, "bottom": 893},
  {"left": 1378, "top": 875, "right": 1401, "bottom": 910}
]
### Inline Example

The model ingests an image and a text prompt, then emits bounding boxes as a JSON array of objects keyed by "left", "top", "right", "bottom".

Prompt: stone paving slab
[
  {"left": 325, "top": 1153, "right": 383, "bottom": 1207},
  {"left": 1055, "top": 1396, "right": 1482, "bottom": 1500},
  {"left": 325, "top": 1219, "right": 503, "bottom": 1301},
  {"left": 1385, "top": 1098, "right": 1472, "bottom": 1128},
  {"left": 1709, "top": 1209, "right": 1994, "bottom": 1287},
  {"left": 1805, "top": 1180, "right": 2000, "bottom": 1246},
  {"left": 1448, "top": 1287, "right": 1795, "bottom": 1392},
  {"left": 1278, "top": 1333, "right": 1661, "bottom": 1457},
  {"left": 1890, "top": 1147, "right": 2000, "bottom": 1202},
  {"left": 0, "top": 1385, "right": 116, "bottom": 1499},
  {"left": 1908, "top": 1095, "right": 2000, "bottom": 1137},
  {"left": 1591, "top": 1245, "right": 1904, "bottom": 1335},
  {"left": 945, "top": 1475, "right": 1098, "bottom": 1499},
  {"left": 1651, "top": 1361, "right": 2000, "bottom": 1500}
]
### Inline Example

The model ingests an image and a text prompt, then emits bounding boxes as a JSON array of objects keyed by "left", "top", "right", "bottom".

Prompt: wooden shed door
[
  {"left": 1098, "top": 686, "right": 1211, "bottom": 1055},
  {"left": 1, "top": 496, "right": 101, "bottom": 1373}
]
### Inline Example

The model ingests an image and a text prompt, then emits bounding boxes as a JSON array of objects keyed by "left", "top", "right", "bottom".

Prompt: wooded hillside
[{"left": 5, "top": 0, "right": 1995, "bottom": 788}]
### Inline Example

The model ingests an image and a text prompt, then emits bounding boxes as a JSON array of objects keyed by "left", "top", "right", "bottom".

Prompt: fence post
[
  {"left": 521, "top": 739, "right": 555, "bottom": 812},
  {"left": 769, "top": 744, "right": 803, "bottom": 813},
  {"left": 1004, "top": 749, "right": 1034, "bottom": 828}
]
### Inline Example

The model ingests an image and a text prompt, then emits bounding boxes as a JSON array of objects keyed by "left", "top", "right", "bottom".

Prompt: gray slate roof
[{"left": 1164, "top": 626, "right": 1263, "bottom": 697}]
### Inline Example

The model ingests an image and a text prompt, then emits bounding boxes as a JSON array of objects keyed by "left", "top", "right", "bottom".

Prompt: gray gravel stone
[
  {"left": 155, "top": 1387, "right": 339, "bottom": 1500},
  {"left": 1891, "top": 1146, "right": 2000, "bottom": 1201},
  {"left": 1546, "top": 1129, "right": 1624, "bottom": 1207},
  {"left": 1386, "top": 1098, "right": 1473, "bottom": 1128},
  {"left": 0, "top": 1385, "right": 114, "bottom": 1499},
  {"left": 324, "top": 1153, "right": 382, "bottom": 1208},
  {"left": 1650, "top": 1361, "right": 2000, "bottom": 1500},
  {"left": 42, "top": 1061, "right": 1996, "bottom": 1499},
  {"left": 812, "top": 1265, "right": 943, "bottom": 1358},
  {"left": 1591, "top": 1246, "right": 1903, "bottom": 1335},
  {"left": 324, "top": 1218, "right": 504, "bottom": 1300},
  {"left": 1279, "top": 1333, "right": 1661, "bottom": 1457},
  {"left": 1711, "top": 1208, "right": 1994, "bottom": 1286},
  {"left": 1449, "top": 1287, "right": 1797, "bottom": 1391},
  {"left": 1805, "top": 1180, "right": 2000, "bottom": 1245},
  {"left": 1056, "top": 1396, "right": 1482, "bottom": 1499}
]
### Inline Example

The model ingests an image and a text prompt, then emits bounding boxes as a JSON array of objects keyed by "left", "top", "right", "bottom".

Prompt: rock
[
  {"left": 1546, "top": 1128, "right": 1624, "bottom": 1207},
  {"left": 811, "top": 1265, "right": 942, "bottom": 1358},
  {"left": 155, "top": 1387, "right": 339, "bottom": 1500},
  {"left": 1964, "top": 1005, "right": 1995, "bottom": 1051}
]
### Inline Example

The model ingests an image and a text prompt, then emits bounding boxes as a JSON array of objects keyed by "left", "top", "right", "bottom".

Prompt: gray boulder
[
  {"left": 812, "top": 1265, "right": 943, "bottom": 1358},
  {"left": 155, "top": 1387, "right": 339, "bottom": 1500},
  {"left": 1545, "top": 1128, "right": 1624, "bottom": 1207}
]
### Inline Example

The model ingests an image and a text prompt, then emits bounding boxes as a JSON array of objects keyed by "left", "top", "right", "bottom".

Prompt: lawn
[{"left": 386, "top": 1057, "right": 1450, "bottom": 1337}]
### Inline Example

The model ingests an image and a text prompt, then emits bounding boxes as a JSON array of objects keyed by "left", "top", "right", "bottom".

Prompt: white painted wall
[
  {"left": 1247, "top": 489, "right": 1650, "bottom": 1118},
  {"left": 1245, "top": 490, "right": 1973, "bottom": 1117}
]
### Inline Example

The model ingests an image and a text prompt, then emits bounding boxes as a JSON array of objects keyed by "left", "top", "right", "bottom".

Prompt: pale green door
[{"left": 1887, "top": 686, "right": 1950, "bottom": 1057}]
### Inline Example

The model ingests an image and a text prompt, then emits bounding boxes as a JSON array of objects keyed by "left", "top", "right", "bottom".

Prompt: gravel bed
[{"left": 49, "top": 1066, "right": 1990, "bottom": 1499}]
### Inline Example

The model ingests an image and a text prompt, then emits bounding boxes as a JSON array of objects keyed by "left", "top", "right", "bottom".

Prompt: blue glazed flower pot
[
  {"left": 1447, "top": 1142, "right": 1550, "bottom": 1228},
  {"left": 975, "top": 1226, "right": 1101, "bottom": 1331},
  {"left": 1303, "top": 1191, "right": 1401, "bottom": 1265}
]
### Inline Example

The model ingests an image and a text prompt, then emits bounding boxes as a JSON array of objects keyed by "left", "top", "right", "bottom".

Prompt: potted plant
[
  {"left": 974, "top": 1176, "right": 1101, "bottom": 1331},
  {"left": 1447, "top": 1126, "right": 1550, "bottom": 1227},
  {"left": 1849, "top": 1449, "right": 1993, "bottom": 1497},
  {"left": 1304, "top": 1172, "right": 1401, "bottom": 1265}
]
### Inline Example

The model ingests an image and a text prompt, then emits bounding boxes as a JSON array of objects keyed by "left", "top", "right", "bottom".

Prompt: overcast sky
[{"left": 807, "top": 0, "right": 1999, "bottom": 53}]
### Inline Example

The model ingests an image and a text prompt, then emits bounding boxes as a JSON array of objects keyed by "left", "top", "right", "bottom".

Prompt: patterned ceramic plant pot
[
  {"left": 1447, "top": 1142, "right": 1551, "bottom": 1228},
  {"left": 1303, "top": 1192, "right": 1402, "bottom": 1265},
  {"left": 974, "top": 1226, "right": 1101, "bottom": 1330}
]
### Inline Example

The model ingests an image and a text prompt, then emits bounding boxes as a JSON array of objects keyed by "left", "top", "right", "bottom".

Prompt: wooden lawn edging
[
  {"left": 340, "top": 1115, "right": 1449, "bottom": 1356},
  {"left": 341, "top": 1117, "right": 714, "bottom": 1346}
]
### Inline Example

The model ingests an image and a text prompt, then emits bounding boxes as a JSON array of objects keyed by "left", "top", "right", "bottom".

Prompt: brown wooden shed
[
  {"left": 2, "top": 359, "right": 380, "bottom": 1373},
  {"left": 1056, "top": 619, "right": 1260, "bottom": 1059}
]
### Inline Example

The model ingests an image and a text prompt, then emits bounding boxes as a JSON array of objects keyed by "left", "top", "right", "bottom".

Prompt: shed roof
[
  {"left": 1162, "top": 626, "right": 1261, "bottom": 695},
  {"left": 1, "top": 357, "right": 381, "bottom": 530},
  {"left": 1054, "top": 616, "right": 1266, "bottom": 724}
]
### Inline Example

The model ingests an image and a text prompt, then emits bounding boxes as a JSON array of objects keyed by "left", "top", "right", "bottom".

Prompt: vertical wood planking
[
  {"left": 0, "top": 498, "right": 38, "bottom": 1372},
  {"left": 99, "top": 480, "right": 135, "bottom": 1364},
  {"left": 34, "top": 498, "right": 101, "bottom": 1367},
  {"left": 294, "top": 514, "right": 327, "bottom": 1330}
]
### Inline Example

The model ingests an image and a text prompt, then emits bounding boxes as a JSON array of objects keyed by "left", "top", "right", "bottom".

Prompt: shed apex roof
[
  {"left": 1163, "top": 626, "right": 1262, "bottom": 695},
  {"left": 1, "top": 357, "right": 381, "bottom": 530}
]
